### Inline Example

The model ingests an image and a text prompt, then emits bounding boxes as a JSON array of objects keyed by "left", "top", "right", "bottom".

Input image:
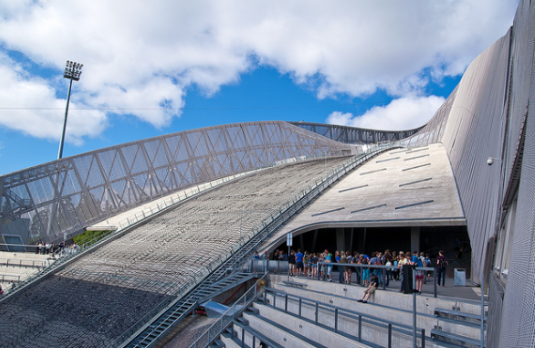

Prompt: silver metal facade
[
  {"left": 401, "top": 1, "right": 535, "bottom": 345},
  {"left": 289, "top": 121, "right": 424, "bottom": 144},
  {"left": 0, "top": 121, "right": 353, "bottom": 244}
]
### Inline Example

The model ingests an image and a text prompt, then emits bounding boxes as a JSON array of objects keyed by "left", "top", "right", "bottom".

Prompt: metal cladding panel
[
  {"left": 441, "top": 31, "right": 511, "bottom": 280},
  {"left": 0, "top": 121, "right": 352, "bottom": 243},
  {"left": 499, "top": 100, "right": 535, "bottom": 348},
  {"left": 496, "top": 1, "right": 535, "bottom": 346},
  {"left": 402, "top": 1, "right": 535, "bottom": 345},
  {"left": 403, "top": 86, "right": 457, "bottom": 148},
  {"left": 289, "top": 121, "right": 424, "bottom": 145}
]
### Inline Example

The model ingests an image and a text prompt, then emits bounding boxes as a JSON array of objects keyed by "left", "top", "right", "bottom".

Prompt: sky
[{"left": 0, "top": 0, "right": 518, "bottom": 175}]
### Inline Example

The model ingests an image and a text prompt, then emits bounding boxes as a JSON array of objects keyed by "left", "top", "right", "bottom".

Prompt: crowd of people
[
  {"left": 34, "top": 241, "right": 80, "bottom": 257},
  {"left": 260, "top": 248, "right": 449, "bottom": 295}
]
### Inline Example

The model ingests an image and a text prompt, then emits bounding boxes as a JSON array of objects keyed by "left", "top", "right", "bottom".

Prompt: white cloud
[
  {"left": 326, "top": 96, "right": 446, "bottom": 131},
  {"left": 0, "top": 53, "right": 107, "bottom": 145},
  {"left": 0, "top": 0, "right": 518, "bottom": 141}
]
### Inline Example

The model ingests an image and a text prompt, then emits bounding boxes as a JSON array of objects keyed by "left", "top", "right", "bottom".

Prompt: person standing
[
  {"left": 346, "top": 251, "right": 353, "bottom": 284},
  {"left": 325, "top": 250, "right": 333, "bottom": 282},
  {"left": 360, "top": 254, "right": 370, "bottom": 287},
  {"left": 310, "top": 253, "right": 318, "bottom": 278},
  {"left": 370, "top": 252, "right": 383, "bottom": 285},
  {"left": 437, "top": 250, "right": 448, "bottom": 287},
  {"left": 335, "top": 251, "right": 343, "bottom": 283},
  {"left": 319, "top": 253, "right": 325, "bottom": 280},
  {"left": 288, "top": 250, "right": 296, "bottom": 276},
  {"left": 412, "top": 251, "right": 424, "bottom": 294},
  {"left": 303, "top": 251, "right": 310, "bottom": 277},
  {"left": 340, "top": 251, "right": 349, "bottom": 283},
  {"left": 352, "top": 252, "right": 360, "bottom": 285},
  {"left": 425, "top": 253, "right": 432, "bottom": 283},
  {"left": 397, "top": 252, "right": 408, "bottom": 292},
  {"left": 295, "top": 249, "right": 304, "bottom": 276}
]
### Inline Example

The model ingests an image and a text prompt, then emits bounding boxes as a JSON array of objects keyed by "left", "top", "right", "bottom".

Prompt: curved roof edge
[
  {"left": 288, "top": 121, "right": 425, "bottom": 145},
  {"left": 0, "top": 121, "right": 353, "bottom": 243}
]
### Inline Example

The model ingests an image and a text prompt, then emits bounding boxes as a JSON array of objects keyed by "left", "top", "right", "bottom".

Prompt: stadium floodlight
[{"left": 57, "top": 60, "right": 83, "bottom": 159}]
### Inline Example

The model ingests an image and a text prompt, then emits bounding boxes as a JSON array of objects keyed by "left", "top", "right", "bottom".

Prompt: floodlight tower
[{"left": 57, "top": 60, "right": 83, "bottom": 159}]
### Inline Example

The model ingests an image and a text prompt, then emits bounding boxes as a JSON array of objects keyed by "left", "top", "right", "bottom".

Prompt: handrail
[
  {"left": 0, "top": 274, "right": 21, "bottom": 282},
  {"left": 189, "top": 273, "right": 269, "bottom": 348},
  {"left": 263, "top": 287, "right": 427, "bottom": 346},
  {"left": 0, "top": 258, "right": 51, "bottom": 270},
  {"left": 317, "top": 261, "right": 438, "bottom": 298}
]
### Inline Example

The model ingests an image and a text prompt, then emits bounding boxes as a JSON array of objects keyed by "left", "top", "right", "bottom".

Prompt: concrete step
[
  {"left": 435, "top": 308, "right": 486, "bottom": 326},
  {"left": 268, "top": 282, "right": 483, "bottom": 341},
  {"left": 282, "top": 280, "right": 308, "bottom": 288},
  {"left": 251, "top": 300, "right": 379, "bottom": 348},
  {"left": 209, "top": 337, "right": 225, "bottom": 348},
  {"left": 231, "top": 320, "right": 285, "bottom": 348},
  {"left": 431, "top": 329, "right": 482, "bottom": 348},
  {"left": 0, "top": 252, "right": 52, "bottom": 261},
  {"left": 219, "top": 332, "right": 241, "bottom": 348}
]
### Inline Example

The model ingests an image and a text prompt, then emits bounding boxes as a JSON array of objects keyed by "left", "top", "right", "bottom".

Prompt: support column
[
  {"left": 349, "top": 228, "right": 354, "bottom": 253},
  {"left": 336, "top": 228, "right": 345, "bottom": 252},
  {"left": 411, "top": 226, "right": 420, "bottom": 253},
  {"left": 358, "top": 228, "right": 366, "bottom": 253},
  {"left": 312, "top": 230, "right": 318, "bottom": 252}
]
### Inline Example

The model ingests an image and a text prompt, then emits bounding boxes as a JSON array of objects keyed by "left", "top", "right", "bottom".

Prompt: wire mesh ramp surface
[
  {"left": 0, "top": 145, "right": 393, "bottom": 348},
  {"left": 119, "top": 145, "right": 394, "bottom": 348}
]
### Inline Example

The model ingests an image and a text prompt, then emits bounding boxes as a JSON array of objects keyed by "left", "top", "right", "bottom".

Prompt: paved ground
[{"left": 307, "top": 272, "right": 485, "bottom": 303}]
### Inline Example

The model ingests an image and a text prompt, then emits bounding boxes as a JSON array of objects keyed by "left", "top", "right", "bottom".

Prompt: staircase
[
  {"left": 431, "top": 307, "right": 486, "bottom": 348},
  {"left": 121, "top": 272, "right": 256, "bottom": 348},
  {"left": 203, "top": 275, "right": 487, "bottom": 348}
]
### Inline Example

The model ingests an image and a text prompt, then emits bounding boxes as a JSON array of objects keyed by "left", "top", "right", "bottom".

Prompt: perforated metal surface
[
  {"left": 290, "top": 121, "right": 423, "bottom": 144},
  {"left": 0, "top": 121, "right": 352, "bottom": 244},
  {"left": 399, "top": 1, "right": 535, "bottom": 345}
]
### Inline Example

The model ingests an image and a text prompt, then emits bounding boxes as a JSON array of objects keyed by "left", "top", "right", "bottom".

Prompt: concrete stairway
[
  {"left": 0, "top": 252, "right": 54, "bottom": 292},
  {"left": 209, "top": 275, "right": 486, "bottom": 348},
  {"left": 431, "top": 308, "right": 486, "bottom": 348}
]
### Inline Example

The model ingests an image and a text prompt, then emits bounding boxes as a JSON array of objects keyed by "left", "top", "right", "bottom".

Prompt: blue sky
[{"left": 0, "top": 1, "right": 518, "bottom": 175}]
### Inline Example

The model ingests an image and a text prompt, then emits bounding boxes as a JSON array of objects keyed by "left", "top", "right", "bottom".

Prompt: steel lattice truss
[
  {"left": 0, "top": 121, "right": 353, "bottom": 244},
  {"left": 289, "top": 121, "right": 424, "bottom": 144}
]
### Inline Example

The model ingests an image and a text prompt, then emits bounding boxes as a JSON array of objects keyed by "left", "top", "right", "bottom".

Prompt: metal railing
[
  {"left": 189, "top": 273, "right": 269, "bottom": 348},
  {"left": 0, "top": 257, "right": 52, "bottom": 269},
  {"left": 316, "top": 262, "right": 438, "bottom": 298},
  {"left": 264, "top": 287, "right": 427, "bottom": 348},
  {"left": 245, "top": 260, "right": 438, "bottom": 297},
  {"left": 0, "top": 274, "right": 21, "bottom": 282}
]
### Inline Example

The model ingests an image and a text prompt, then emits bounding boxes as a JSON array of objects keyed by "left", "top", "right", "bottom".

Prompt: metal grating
[
  {"left": 0, "top": 121, "right": 352, "bottom": 244},
  {"left": 311, "top": 207, "right": 345, "bottom": 217},
  {"left": 376, "top": 157, "right": 400, "bottom": 163},
  {"left": 399, "top": 178, "right": 433, "bottom": 187},
  {"left": 395, "top": 200, "right": 434, "bottom": 210},
  {"left": 360, "top": 168, "right": 387, "bottom": 175},
  {"left": 338, "top": 184, "right": 368, "bottom": 193},
  {"left": 351, "top": 204, "right": 387, "bottom": 214},
  {"left": 404, "top": 154, "right": 430, "bottom": 161},
  {"left": 402, "top": 163, "right": 432, "bottom": 171}
]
